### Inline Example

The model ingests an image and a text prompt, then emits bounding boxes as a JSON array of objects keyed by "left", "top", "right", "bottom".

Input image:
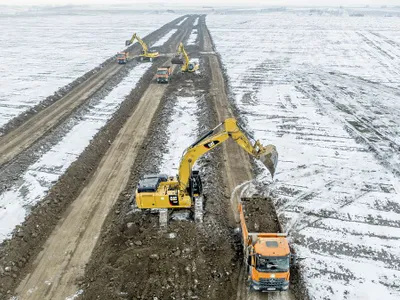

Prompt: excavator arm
[
  {"left": 125, "top": 33, "right": 149, "bottom": 54},
  {"left": 177, "top": 118, "right": 278, "bottom": 192},
  {"left": 177, "top": 42, "right": 190, "bottom": 68}
]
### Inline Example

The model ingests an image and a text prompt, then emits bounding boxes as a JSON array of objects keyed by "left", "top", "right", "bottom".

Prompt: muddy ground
[
  {"left": 80, "top": 42, "right": 243, "bottom": 300},
  {"left": 0, "top": 16, "right": 195, "bottom": 297}
]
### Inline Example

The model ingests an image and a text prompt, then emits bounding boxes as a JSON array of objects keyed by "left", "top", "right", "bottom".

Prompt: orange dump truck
[
  {"left": 117, "top": 51, "right": 129, "bottom": 64},
  {"left": 156, "top": 66, "right": 172, "bottom": 83},
  {"left": 239, "top": 203, "right": 295, "bottom": 292}
]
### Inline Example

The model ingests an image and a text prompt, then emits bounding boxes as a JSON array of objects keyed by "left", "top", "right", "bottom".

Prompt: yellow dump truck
[{"left": 239, "top": 202, "right": 295, "bottom": 292}]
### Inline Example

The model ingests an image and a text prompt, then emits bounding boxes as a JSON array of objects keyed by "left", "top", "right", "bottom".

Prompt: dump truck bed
[{"left": 241, "top": 197, "right": 281, "bottom": 233}]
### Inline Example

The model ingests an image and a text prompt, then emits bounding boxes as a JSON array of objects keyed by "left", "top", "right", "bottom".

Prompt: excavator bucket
[
  {"left": 171, "top": 54, "right": 184, "bottom": 65},
  {"left": 259, "top": 145, "right": 278, "bottom": 178},
  {"left": 125, "top": 40, "right": 132, "bottom": 46}
]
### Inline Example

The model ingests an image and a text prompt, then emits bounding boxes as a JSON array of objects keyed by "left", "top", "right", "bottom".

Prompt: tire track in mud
[
  {"left": 0, "top": 16, "right": 194, "bottom": 300},
  {"left": 0, "top": 16, "right": 186, "bottom": 169}
]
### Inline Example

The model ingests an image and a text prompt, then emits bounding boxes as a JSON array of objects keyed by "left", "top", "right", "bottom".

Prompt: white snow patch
[
  {"left": 159, "top": 96, "right": 198, "bottom": 175},
  {"left": 176, "top": 17, "right": 188, "bottom": 26},
  {"left": 152, "top": 29, "right": 177, "bottom": 48},
  {"left": 193, "top": 18, "right": 199, "bottom": 26},
  {"left": 187, "top": 29, "right": 198, "bottom": 46},
  {"left": 65, "top": 289, "right": 83, "bottom": 300},
  {"left": 0, "top": 63, "right": 151, "bottom": 243}
]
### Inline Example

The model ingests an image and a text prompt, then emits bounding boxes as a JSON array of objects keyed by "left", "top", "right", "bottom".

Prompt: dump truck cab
[
  {"left": 239, "top": 203, "right": 294, "bottom": 292},
  {"left": 156, "top": 66, "right": 172, "bottom": 83},
  {"left": 247, "top": 234, "right": 291, "bottom": 291},
  {"left": 117, "top": 52, "right": 128, "bottom": 64}
]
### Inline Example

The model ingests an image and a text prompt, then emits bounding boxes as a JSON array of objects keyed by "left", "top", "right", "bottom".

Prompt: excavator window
[{"left": 137, "top": 174, "right": 168, "bottom": 193}]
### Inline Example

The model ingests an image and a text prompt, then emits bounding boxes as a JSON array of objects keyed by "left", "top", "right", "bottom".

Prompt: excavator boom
[
  {"left": 178, "top": 118, "right": 278, "bottom": 191},
  {"left": 135, "top": 118, "right": 278, "bottom": 210},
  {"left": 125, "top": 33, "right": 159, "bottom": 60}
]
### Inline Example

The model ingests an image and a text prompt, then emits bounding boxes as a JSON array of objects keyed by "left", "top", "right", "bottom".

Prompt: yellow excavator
[
  {"left": 171, "top": 42, "right": 199, "bottom": 72},
  {"left": 135, "top": 118, "right": 278, "bottom": 209},
  {"left": 125, "top": 33, "right": 159, "bottom": 61}
]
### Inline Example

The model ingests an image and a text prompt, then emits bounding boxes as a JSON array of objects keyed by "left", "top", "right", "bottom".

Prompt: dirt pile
[
  {"left": 82, "top": 212, "right": 240, "bottom": 300},
  {"left": 241, "top": 197, "right": 281, "bottom": 233}
]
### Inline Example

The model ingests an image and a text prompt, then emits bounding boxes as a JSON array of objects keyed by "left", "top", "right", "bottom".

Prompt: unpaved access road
[
  {"left": 202, "top": 21, "right": 296, "bottom": 300},
  {"left": 0, "top": 16, "right": 184, "bottom": 168},
  {"left": 15, "top": 67, "right": 178, "bottom": 300}
]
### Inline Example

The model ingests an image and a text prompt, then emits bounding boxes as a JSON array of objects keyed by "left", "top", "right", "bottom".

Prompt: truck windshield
[
  {"left": 117, "top": 54, "right": 125, "bottom": 58},
  {"left": 157, "top": 70, "right": 168, "bottom": 75},
  {"left": 256, "top": 255, "right": 289, "bottom": 273}
]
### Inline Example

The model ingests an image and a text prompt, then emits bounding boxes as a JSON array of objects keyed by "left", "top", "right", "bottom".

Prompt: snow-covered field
[
  {"left": 0, "top": 9, "right": 178, "bottom": 128},
  {"left": 0, "top": 63, "right": 150, "bottom": 242},
  {"left": 208, "top": 11, "right": 400, "bottom": 300},
  {"left": 187, "top": 29, "right": 198, "bottom": 46}
]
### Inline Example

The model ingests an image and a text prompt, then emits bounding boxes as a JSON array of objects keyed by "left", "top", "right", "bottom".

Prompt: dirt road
[
  {"left": 202, "top": 18, "right": 296, "bottom": 300},
  {"left": 15, "top": 69, "right": 176, "bottom": 299},
  {"left": 6, "top": 16, "right": 194, "bottom": 300}
]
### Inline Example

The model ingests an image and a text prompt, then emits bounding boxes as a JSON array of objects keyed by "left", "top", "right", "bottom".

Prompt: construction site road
[
  {"left": 0, "top": 16, "right": 184, "bottom": 168},
  {"left": 202, "top": 20, "right": 296, "bottom": 300},
  {"left": 15, "top": 68, "right": 177, "bottom": 300},
  {"left": 0, "top": 63, "right": 119, "bottom": 167}
]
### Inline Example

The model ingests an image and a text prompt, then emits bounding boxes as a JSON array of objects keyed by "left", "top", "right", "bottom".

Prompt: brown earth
[
  {"left": 0, "top": 16, "right": 195, "bottom": 299},
  {"left": 241, "top": 197, "right": 281, "bottom": 233}
]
